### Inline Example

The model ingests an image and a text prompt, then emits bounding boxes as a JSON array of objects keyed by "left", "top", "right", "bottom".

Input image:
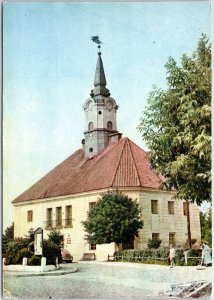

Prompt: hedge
[{"left": 114, "top": 248, "right": 200, "bottom": 266}]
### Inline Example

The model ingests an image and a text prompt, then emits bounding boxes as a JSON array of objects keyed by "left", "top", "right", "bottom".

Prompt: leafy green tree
[
  {"left": 139, "top": 34, "right": 211, "bottom": 205},
  {"left": 138, "top": 35, "right": 211, "bottom": 247},
  {"left": 48, "top": 229, "right": 64, "bottom": 247},
  {"left": 200, "top": 207, "right": 212, "bottom": 247},
  {"left": 3, "top": 223, "right": 14, "bottom": 240},
  {"left": 82, "top": 192, "right": 143, "bottom": 246},
  {"left": 2, "top": 223, "right": 14, "bottom": 256}
]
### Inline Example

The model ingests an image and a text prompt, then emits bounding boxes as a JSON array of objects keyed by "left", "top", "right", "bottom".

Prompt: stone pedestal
[
  {"left": 22, "top": 257, "right": 28, "bottom": 266},
  {"left": 41, "top": 257, "right": 46, "bottom": 271}
]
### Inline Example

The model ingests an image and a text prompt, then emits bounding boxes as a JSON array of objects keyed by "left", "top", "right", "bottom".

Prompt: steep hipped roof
[{"left": 12, "top": 138, "right": 163, "bottom": 204}]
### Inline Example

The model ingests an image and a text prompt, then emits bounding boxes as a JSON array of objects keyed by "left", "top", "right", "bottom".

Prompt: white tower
[{"left": 82, "top": 51, "right": 122, "bottom": 157}]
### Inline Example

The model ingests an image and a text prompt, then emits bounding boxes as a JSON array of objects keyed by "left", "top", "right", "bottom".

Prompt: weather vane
[{"left": 91, "top": 36, "right": 103, "bottom": 49}]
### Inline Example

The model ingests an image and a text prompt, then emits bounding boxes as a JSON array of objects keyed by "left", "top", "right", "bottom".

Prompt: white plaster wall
[
  {"left": 137, "top": 191, "right": 201, "bottom": 248},
  {"left": 13, "top": 188, "right": 201, "bottom": 262}
]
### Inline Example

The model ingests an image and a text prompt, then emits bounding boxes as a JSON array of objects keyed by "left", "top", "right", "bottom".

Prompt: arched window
[
  {"left": 88, "top": 122, "right": 94, "bottom": 131},
  {"left": 107, "top": 121, "right": 113, "bottom": 130},
  {"left": 89, "top": 147, "right": 93, "bottom": 153}
]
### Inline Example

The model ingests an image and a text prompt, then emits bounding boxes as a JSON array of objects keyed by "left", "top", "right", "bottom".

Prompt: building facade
[{"left": 12, "top": 50, "right": 201, "bottom": 261}]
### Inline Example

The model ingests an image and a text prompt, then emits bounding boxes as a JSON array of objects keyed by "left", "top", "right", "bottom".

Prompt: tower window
[
  {"left": 98, "top": 111, "right": 102, "bottom": 115},
  {"left": 88, "top": 122, "right": 94, "bottom": 131},
  {"left": 107, "top": 121, "right": 113, "bottom": 130},
  {"left": 89, "top": 147, "right": 93, "bottom": 153}
]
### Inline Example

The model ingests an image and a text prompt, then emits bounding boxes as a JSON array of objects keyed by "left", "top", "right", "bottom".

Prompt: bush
[
  {"left": 115, "top": 248, "right": 187, "bottom": 266},
  {"left": 147, "top": 239, "right": 162, "bottom": 249},
  {"left": 43, "top": 240, "right": 62, "bottom": 265},
  {"left": 18, "top": 247, "right": 33, "bottom": 260},
  {"left": 2, "top": 223, "right": 14, "bottom": 257},
  {"left": 186, "top": 248, "right": 202, "bottom": 266},
  {"left": 28, "top": 255, "right": 41, "bottom": 266},
  {"left": 48, "top": 230, "right": 64, "bottom": 246},
  {"left": 4, "top": 232, "right": 62, "bottom": 266},
  {"left": 5, "top": 240, "right": 25, "bottom": 265},
  {"left": 175, "top": 249, "right": 185, "bottom": 266}
]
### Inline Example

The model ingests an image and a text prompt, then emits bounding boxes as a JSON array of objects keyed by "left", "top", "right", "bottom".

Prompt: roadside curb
[{"left": 3, "top": 267, "right": 78, "bottom": 277}]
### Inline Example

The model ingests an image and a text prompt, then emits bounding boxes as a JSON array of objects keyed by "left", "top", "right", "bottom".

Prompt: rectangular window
[
  {"left": 168, "top": 201, "right": 174, "bottom": 214},
  {"left": 46, "top": 208, "right": 52, "bottom": 228},
  {"left": 169, "top": 233, "right": 176, "bottom": 245},
  {"left": 152, "top": 233, "right": 160, "bottom": 241},
  {"left": 27, "top": 210, "right": 33, "bottom": 222},
  {"left": 89, "top": 202, "right": 96, "bottom": 212},
  {"left": 56, "top": 207, "right": 62, "bottom": 227},
  {"left": 183, "top": 202, "right": 187, "bottom": 216},
  {"left": 65, "top": 205, "right": 72, "bottom": 227},
  {"left": 151, "top": 200, "right": 158, "bottom": 214},
  {"left": 89, "top": 243, "right": 96, "bottom": 250}
]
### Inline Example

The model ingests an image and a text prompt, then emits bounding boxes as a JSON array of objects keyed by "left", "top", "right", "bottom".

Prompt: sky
[{"left": 3, "top": 1, "right": 211, "bottom": 230}]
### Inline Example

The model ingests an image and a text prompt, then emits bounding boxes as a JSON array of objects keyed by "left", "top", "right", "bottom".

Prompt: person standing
[
  {"left": 200, "top": 242, "right": 212, "bottom": 266},
  {"left": 169, "top": 244, "right": 175, "bottom": 268}
]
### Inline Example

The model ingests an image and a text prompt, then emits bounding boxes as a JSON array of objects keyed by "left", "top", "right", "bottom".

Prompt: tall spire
[
  {"left": 94, "top": 52, "right": 106, "bottom": 87},
  {"left": 90, "top": 52, "right": 110, "bottom": 97},
  {"left": 82, "top": 36, "right": 121, "bottom": 158}
]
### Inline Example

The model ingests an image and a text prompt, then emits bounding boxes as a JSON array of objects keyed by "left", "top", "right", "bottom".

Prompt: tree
[
  {"left": 48, "top": 229, "right": 64, "bottom": 247},
  {"left": 200, "top": 207, "right": 212, "bottom": 247},
  {"left": 82, "top": 192, "right": 143, "bottom": 247},
  {"left": 2, "top": 223, "right": 14, "bottom": 256},
  {"left": 138, "top": 34, "right": 211, "bottom": 248},
  {"left": 3, "top": 222, "right": 14, "bottom": 240}
]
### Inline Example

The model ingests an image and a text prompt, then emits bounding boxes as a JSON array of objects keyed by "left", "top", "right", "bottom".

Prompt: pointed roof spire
[
  {"left": 90, "top": 51, "right": 110, "bottom": 98},
  {"left": 90, "top": 36, "right": 110, "bottom": 97},
  {"left": 94, "top": 52, "right": 106, "bottom": 87}
]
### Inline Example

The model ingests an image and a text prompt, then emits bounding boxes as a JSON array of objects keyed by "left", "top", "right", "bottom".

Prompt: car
[{"left": 61, "top": 248, "right": 73, "bottom": 263}]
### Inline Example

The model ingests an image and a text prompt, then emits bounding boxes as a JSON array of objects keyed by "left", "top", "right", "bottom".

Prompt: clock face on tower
[{"left": 106, "top": 100, "right": 113, "bottom": 111}]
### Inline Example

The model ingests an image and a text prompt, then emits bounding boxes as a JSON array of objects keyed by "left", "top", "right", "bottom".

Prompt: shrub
[
  {"left": 28, "top": 255, "right": 41, "bottom": 266},
  {"left": 28, "top": 241, "right": 34, "bottom": 252},
  {"left": 48, "top": 229, "right": 64, "bottom": 246},
  {"left": 186, "top": 248, "right": 202, "bottom": 266},
  {"left": 5, "top": 240, "right": 24, "bottom": 265},
  {"left": 43, "top": 240, "right": 62, "bottom": 265},
  {"left": 114, "top": 247, "right": 186, "bottom": 266},
  {"left": 2, "top": 223, "right": 14, "bottom": 257},
  {"left": 147, "top": 239, "right": 162, "bottom": 249},
  {"left": 18, "top": 247, "right": 33, "bottom": 260},
  {"left": 174, "top": 249, "right": 185, "bottom": 266}
]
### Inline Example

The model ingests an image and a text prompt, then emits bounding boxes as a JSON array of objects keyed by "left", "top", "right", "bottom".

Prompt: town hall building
[{"left": 12, "top": 50, "right": 201, "bottom": 261}]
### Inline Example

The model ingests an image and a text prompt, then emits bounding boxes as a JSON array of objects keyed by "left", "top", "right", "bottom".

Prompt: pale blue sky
[{"left": 3, "top": 1, "right": 211, "bottom": 229}]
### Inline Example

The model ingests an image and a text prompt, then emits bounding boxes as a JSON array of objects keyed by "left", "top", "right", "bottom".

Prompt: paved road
[{"left": 3, "top": 262, "right": 212, "bottom": 299}]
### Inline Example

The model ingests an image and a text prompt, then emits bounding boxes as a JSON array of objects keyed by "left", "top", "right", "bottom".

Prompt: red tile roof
[{"left": 12, "top": 137, "right": 164, "bottom": 203}]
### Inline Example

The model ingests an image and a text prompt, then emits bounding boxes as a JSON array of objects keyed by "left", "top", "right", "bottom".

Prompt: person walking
[
  {"left": 169, "top": 244, "right": 175, "bottom": 268},
  {"left": 200, "top": 242, "right": 212, "bottom": 266}
]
